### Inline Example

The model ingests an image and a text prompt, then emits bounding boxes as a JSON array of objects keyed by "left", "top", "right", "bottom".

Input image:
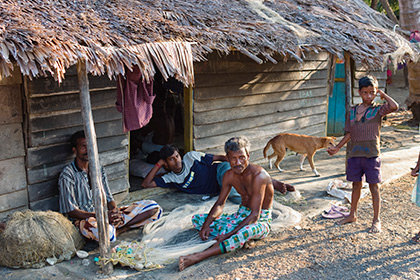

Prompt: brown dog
[{"left": 263, "top": 133, "right": 336, "bottom": 177}]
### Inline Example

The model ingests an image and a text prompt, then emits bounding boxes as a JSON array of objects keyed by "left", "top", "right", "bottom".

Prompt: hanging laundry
[{"left": 116, "top": 65, "right": 155, "bottom": 132}]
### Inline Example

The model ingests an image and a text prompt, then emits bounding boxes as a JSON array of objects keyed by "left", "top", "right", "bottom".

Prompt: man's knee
[
  {"left": 369, "top": 183, "right": 379, "bottom": 192},
  {"left": 352, "top": 181, "right": 363, "bottom": 190}
]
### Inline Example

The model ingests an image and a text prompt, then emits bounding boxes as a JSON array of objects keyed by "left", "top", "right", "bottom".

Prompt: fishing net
[
  {"left": 97, "top": 198, "right": 301, "bottom": 270},
  {"left": 0, "top": 210, "right": 85, "bottom": 268}
]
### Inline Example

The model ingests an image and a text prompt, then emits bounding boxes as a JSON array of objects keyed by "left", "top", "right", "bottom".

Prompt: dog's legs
[
  {"left": 274, "top": 154, "right": 285, "bottom": 173},
  {"left": 307, "top": 153, "right": 320, "bottom": 177},
  {"left": 299, "top": 154, "right": 306, "bottom": 171},
  {"left": 267, "top": 153, "right": 276, "bottom": 169}
]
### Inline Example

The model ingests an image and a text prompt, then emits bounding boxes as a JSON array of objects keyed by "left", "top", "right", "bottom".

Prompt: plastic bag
[{"left": 411, "top": 177, "right": 420, "bottom": 207}]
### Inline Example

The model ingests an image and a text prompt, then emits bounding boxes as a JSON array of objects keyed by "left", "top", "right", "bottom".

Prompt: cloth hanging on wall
[{"left": 116, "top": 65, "right": 155, "bottom": 132}]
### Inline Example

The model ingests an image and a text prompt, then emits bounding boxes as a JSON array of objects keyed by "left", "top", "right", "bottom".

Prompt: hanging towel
[{"left": 116, "top": 65, "right": 155, "bottom": 132}]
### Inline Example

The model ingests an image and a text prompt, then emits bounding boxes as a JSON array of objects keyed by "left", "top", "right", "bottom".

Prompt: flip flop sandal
[
  {"left": 322, "top": 208, "right": 350, "bottom": 219},
  {"left": 331, "top": 205, "right": 350, "bottom": 213}
]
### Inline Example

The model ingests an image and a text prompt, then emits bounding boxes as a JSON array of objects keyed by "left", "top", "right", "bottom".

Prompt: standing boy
[{"left": 327, "top": 75, "right": 398, "bottom": 233}]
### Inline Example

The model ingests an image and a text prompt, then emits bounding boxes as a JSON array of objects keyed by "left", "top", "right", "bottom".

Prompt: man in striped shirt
[
  {"left": 328, "top": 75, "right": 398, "bottom": 233},
  {"left": 58, "top": 130, "right": 162, "bottom": 242}
]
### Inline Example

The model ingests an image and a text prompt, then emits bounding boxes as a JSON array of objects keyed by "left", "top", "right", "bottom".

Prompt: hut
[{"left": 0, "top": 0, "right": 418, "bottom": 221}]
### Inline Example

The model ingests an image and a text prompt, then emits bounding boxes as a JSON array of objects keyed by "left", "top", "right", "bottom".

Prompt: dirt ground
[{"left": 174, "top": 173, "right": 420, "bottom": 280}]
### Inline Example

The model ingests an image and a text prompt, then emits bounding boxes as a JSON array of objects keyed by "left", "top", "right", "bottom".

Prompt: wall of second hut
[
  {"left": 192, "top": 52, "right": 330, "bottom": 163},
  {"left": 0, "top": 68, "right": 27, "bottom": 220},
  {"left": 24, "top": 66, "right": 129, "bottom": 211}
]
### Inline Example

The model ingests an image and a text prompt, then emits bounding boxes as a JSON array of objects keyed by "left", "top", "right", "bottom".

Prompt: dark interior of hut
[{"left": 128, "top": 71, "right": 185, "bottom": 191}]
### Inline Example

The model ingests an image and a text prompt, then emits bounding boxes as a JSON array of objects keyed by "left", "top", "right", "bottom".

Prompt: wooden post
[
  {"left": 325, "top": 53, "right": 337, "bottom": 136},
  {"left": 326, "top": 54, "right": 337, "bottom": 98},
  {"left": 184, "top": 86, "right": 193, "bottom": 152},
  {"left": 344, "top": 52, "right": 352, "bottom": 114},
  {"left": 76, "top": 60, "right": 113, "bottom": 275}
]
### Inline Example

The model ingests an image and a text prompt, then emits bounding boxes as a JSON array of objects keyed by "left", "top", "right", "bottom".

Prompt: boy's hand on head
[{"left": 377, "top": 89, "right": 386, "bottom": 100}]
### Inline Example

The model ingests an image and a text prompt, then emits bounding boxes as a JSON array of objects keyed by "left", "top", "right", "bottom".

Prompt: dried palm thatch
[
  {"left": 0, "top": 0, "right": 418, "bottom": 84},
  {"left": 0, "top": 210, "right": 85, "bottom": 268}
]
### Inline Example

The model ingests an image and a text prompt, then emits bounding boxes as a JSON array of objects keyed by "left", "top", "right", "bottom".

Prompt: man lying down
[{"left": 141, "top": 144, "right": 295, "bottom": 205}]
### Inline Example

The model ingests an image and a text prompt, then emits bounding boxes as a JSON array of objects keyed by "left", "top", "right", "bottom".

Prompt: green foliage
[{"left": 363, "top": 0, "right": 400, "bottom": 18}]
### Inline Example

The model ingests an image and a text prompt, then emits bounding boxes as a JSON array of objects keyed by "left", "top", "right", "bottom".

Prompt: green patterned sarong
[{"left": 192, "top": 205, "right": 272, "bottom": 253}]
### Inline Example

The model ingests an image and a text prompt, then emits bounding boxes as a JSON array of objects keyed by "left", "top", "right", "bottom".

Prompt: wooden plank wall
[
  {"left": 193, "top": 52, "right": 330, "bottom": 163},
  {"left": 353, "top": 63, "right": 387, "bottom": 105},
  {"left": 0, "top": 67, "right": 28, "bottom": 221},
  {"left": 25, "top": 66, "right": 129, "bottom": 211}
]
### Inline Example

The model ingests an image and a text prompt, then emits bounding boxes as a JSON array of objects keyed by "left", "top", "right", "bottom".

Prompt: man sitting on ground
[
  {"left": 141, "top": 144, "right": 295, "bottom": 204},
  {"left": 58, "top": 130, "right": 162, "bottom": 242},
  {"left": 179, "top": 136, "right": 275, "bottom": 270}
]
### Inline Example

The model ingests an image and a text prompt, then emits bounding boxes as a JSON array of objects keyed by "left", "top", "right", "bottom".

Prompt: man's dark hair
[
  {"left": 359, "top": 75, "right": 378, "bottom": 89},
  {"left": 224, "top": 136, "right": 250, "bottom": 155},
  {"left": 70, "top": 130, "right": 85, "bottom": 148},
  {"left": 159, "top": 144, "right": 179, "bottom": 160}
]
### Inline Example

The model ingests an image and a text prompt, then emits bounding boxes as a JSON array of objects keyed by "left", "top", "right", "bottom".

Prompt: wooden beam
[
  {"left": 326, "top": 54, "right": 337, "bottom": 98},
  {"left": 344, "top": 52, "right": 353, "bottom": 113},
  {"left": 184, "top": 86, "right": 193, "bottom": 152},
  {"left": 76, "top": 60, "right": 113, "bottom": 275},
  {"left": 325, "top": 53, "right": 337, "bottom": 136}
]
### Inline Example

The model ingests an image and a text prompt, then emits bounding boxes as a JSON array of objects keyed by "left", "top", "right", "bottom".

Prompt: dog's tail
[{"left": 263, "top": 139, "right": 273, "bottom": 158}]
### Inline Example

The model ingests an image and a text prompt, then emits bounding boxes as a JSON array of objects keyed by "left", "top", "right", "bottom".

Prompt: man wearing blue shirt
[{"left": 141, "top": 145, "right": 294, "bottom": 203}]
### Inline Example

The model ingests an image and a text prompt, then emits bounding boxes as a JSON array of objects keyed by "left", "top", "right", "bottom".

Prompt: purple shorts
[{"left": 346, "top": 157, "right": 381, "bottom": 184}]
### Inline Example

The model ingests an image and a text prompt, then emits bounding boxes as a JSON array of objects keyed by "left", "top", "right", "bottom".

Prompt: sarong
[
  {"left": 77, "top": 200, "right": 162, "bottom": 242},
  {"left": 192, "top": 205, "right": 271, "bottom": 253}
]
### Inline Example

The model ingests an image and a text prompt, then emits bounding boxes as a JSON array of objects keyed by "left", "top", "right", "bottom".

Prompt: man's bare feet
[
  {"left": 272, "top": 179, "right": 295, "bottom": 194},
  {"left": 179, "top": 254, "right": 200, "bottom": 271},
  {"left": 244, "top": 240, "right": 256, "bottom": 249},
  {"left": 337, "top": 216, "right": 357, "bottom": 225},
  {"left": 368, "top": 220, "right": 381, "bottom": 233}
]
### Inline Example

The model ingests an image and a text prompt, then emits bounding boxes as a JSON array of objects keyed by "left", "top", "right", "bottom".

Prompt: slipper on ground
[{"left": 322, "top": 206, "right": 350, "bottom": 219}]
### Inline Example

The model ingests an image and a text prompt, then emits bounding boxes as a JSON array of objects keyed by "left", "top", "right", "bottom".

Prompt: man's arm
[
  {"left": 215, "top": 172, "right": 266, "bottom": 242},
  {"left": 213, "top": 155, "right": 227, "bottom": 162},
  {"left": 141, "top": 159, "right": 167, "bottom": 188},
  {"left": 199, "top": 172, "right": 232, "bottom": 240},
  {"left": 67, "top": 208, "right": 96, "bottom": 220}
]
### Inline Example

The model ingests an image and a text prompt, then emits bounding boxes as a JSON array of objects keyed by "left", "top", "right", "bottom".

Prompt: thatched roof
[{"left": 0, "top": 0, "right": 418, "bottom": 85}]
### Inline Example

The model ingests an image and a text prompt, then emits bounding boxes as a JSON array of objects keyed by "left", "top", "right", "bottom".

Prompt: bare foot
[
  {"left": 286, "top": 184, "right": 295, "bottom": 192},
  {"left": 368, "top": 220, "right": 381, "bottom": 233},
  {"left": 272, "top": 179, "right": 295, "bottom": 194},
  {"left": 179, "top": 254, "right": 200, "bottom": 271},
  {"left": 337, "top": 216, "right": 357, "bottom": 225},
  {"left": 244, "top": 240, "right": 256, "bottom": 249}
]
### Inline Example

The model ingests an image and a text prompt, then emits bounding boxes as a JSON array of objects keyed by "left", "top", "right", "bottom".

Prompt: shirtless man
[{"left": 179, "top": 136, "right": 274, "bottom": 271}]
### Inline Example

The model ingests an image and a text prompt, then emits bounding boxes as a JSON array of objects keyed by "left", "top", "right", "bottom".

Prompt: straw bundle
[{"left": 0, "top": 210, "right": 85, "bottom": 268}]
